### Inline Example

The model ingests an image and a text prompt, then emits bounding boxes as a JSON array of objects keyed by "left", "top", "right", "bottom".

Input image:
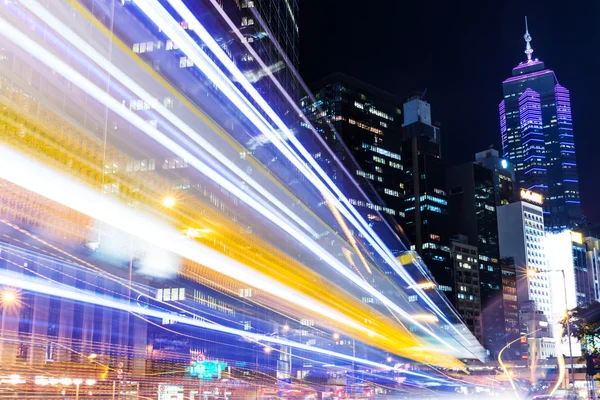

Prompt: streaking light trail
[{"left": 0, "top": 13, "right": 466, "bottom": 356}]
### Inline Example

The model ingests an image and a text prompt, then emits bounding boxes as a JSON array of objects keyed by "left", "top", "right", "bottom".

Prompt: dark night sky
[{"left": 299, "top": 0, "right": 600, "bottom": 223}]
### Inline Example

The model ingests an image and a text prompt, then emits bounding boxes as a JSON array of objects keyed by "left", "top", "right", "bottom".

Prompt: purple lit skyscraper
[{"left": 499, "top": 18, "right": 581, "bottom": 231}]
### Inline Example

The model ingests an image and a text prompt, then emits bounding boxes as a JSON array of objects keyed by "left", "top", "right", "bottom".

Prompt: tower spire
[{"left": 524, "top": 16, "right": 534, "bottom": 62}]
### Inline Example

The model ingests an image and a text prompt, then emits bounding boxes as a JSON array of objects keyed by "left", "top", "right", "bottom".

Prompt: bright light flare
[
  {"left": 412, "top": 313, "right": 439, "bottom": 323},
  {"left": 162, "top": 196, "right": 176, "bottom": 208},
  {"left": 407, "top": 282, "right": 437, "bottom": 290},
  {"left": 1, "top": 290, "right": 16, "bottom": 303}
]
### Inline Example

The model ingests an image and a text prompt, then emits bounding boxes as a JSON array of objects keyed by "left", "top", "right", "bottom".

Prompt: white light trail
[
  {"left": 130, "top": 0, "right": 467, "bottom": 351},
  {"left": 1, "top": 5, "right": 475, "bottom": 356},
  {"left": 0, "top": 143, "right": 374, "bottom": 337},
  {"left": 19, "top": 0, "right": 319, "bottom": 240},
  {"left": 150, "top": 0, "right": 470, "bottom": 341},
  {"left": 2, "top": 12, "right": 461, "bottom": 354}
]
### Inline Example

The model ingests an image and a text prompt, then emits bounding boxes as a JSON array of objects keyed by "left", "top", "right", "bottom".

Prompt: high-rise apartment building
[
  {"left": 446, "top": 162, "right": 504, "bottom": 356},
  {"left": 449, "top": 236, "right": 482, "bottom": 342},
  {"left": 499, "top": 19, "right": 581, "bottom": 231}
]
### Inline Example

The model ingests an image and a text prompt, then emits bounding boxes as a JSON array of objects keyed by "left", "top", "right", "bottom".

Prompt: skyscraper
[
  {"left": 446, "top": 162, "right": 503, "bottom": 356},
  {"left": 499, "top": 18, "right": 581, "bottom": 232},
  {"left": 400, "top": 97, "right": 452, "bottom": 298},
  {"left": 301, "top": 73, "right": 405, "bottom": 251}
]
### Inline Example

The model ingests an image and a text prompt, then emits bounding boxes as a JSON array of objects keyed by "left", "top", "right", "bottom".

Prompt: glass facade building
[{"left": 499, "top": 25, "right": 581, "bottom": 232}]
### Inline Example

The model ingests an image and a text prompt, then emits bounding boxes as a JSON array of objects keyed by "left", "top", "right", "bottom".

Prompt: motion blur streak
[
  {"left": 154, "top": 0, "right": 468, "bottom": 338},
  {"left": 0, "top": 144, "right": 389, "bottom": 343},
  {"left": 0, "top": 14, "right": 460, "bottom": 355},
  {"left": 126, "top": 1, "right": 463, "bottom": 350},
  {"left": 0, "top": 1, "right": 493, "bottom": 395},
  {"left": 19, "top": 0, "right": 320, "bottom": 240},
  {"left": 0, "top": 270, "right": 453, "bottom": 385}
]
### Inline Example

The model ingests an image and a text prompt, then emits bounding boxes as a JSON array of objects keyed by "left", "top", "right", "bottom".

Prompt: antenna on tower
[{"left": 524, "top": 16, "right": 534, "bottom": 62}]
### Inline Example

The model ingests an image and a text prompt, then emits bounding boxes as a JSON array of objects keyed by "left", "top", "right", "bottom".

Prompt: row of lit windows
[
  {"left": 361, "top": 143, "right": 401, "bottom": 160},
  {"left": 348, "top": 118, "right": 383, "bottom": 135},
  {"left": 348, "top": 198, "right": 396, "bottom": 215},
  {"left": 384, "top": 188, "right": 400, "bottom": 197}
]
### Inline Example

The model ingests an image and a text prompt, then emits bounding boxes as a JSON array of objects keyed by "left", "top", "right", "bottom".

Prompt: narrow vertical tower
[{"left": 499, "top": 18, "right": 581, "bottom": 231}]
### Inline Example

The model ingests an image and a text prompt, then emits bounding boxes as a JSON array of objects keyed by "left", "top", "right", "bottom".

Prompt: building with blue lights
[{"left": 499, "top": 18, "right": 581, "bottom": 232}]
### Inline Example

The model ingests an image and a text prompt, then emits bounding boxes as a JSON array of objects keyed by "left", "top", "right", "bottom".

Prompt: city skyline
[{"left": 300, "top": 0, "right": 599, "bottom": 223}]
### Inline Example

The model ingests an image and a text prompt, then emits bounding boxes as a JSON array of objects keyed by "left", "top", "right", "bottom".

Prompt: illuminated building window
[
  {"left": 239, "top": 288, "right": 252, "bottom": 298},
  {"left": 179, "top": 56, "right": 194, "bottom": 68},
  {"left": 408, "top": 295, "right": 417, "bottom": 302},
  {"left": 157, "top": 288, "right": 186, "bottom": 302},
  {"left": 300, "top": 319, "right": 314, "bottom": 327},
  {"left": 243, "top": 321, "right": 251, "bottom": 331},
  {"left": 430, "top": 233, "right": 440, "bottom": 241}
]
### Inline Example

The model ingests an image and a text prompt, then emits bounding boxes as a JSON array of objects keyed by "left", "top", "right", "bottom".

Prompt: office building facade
[
  {"left": 301, "top": 73, "right": 405, "bottom": 251},
  {"left": 400, "top": 97, "right": 453, "bottom": 301},
  {"left": 499, "top": 21, "right": 581, "bottom": 231},
  {"left": 497, "top": 194, "right": 551, "bottom": 316}
]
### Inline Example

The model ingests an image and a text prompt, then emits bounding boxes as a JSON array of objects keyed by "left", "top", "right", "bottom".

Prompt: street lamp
[{"left": 332, "top": 333, "right": 340, "bottom": 341}]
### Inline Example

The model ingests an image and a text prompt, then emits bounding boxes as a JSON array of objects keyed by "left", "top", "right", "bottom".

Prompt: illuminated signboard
[
  {"left": 520, "top": 189, "right": 543, "bottom": 205},
  {"left": 570, "top": 231, "right": 583, "bottom": 245},
  {"left": 158, "top": 384, "right": 183, "bottom": 400},
  {"left": 187, "top": 360, "right": 228, "bottom": 380}
]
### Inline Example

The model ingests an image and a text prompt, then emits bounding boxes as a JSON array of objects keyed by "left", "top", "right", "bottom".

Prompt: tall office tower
[
  {"left": 449, "top": 236, "right": 482, "bottom": 342},
  {"left": 499, "top": 18, "right": 581, "bottom": 231},
  {"left": 400, "top": 97, "right": 452, "bottom": 298},
  {"left": 497, "top": 192, "right": 551, "bottom": 314},
  {"left": 446, "top": 162, "right": 504, "bottom": 356},
  {"left": 301, "top": 73, "right": 405, "bottom": 251},
  {"left": 474, "top": 148, "right": 515, "bottom": 206},
  {"left": 497, "top": 193, "right": 556, "bottom": 360}
]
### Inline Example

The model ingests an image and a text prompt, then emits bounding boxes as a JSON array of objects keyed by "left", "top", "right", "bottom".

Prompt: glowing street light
[
  {"left": 263, "top": 346, "right": 272, "bottom": 354},
  {"left": 162, "top": 196, "right": 176, "bottom": 208},
  {"left": 2, "top": 290, "right": 16, "bottom": 303},
  {"left": 282, "top": 324, "right": 290, "bottom": 332},
  {"left": 386, "top": 356, "right": 392, "bottom": 363},
  {"left": 332, "top": 333, "right": 340, "bottom": 340},
  {"left": 526, "top": 268, "right": 538, "bottom": 279}
]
